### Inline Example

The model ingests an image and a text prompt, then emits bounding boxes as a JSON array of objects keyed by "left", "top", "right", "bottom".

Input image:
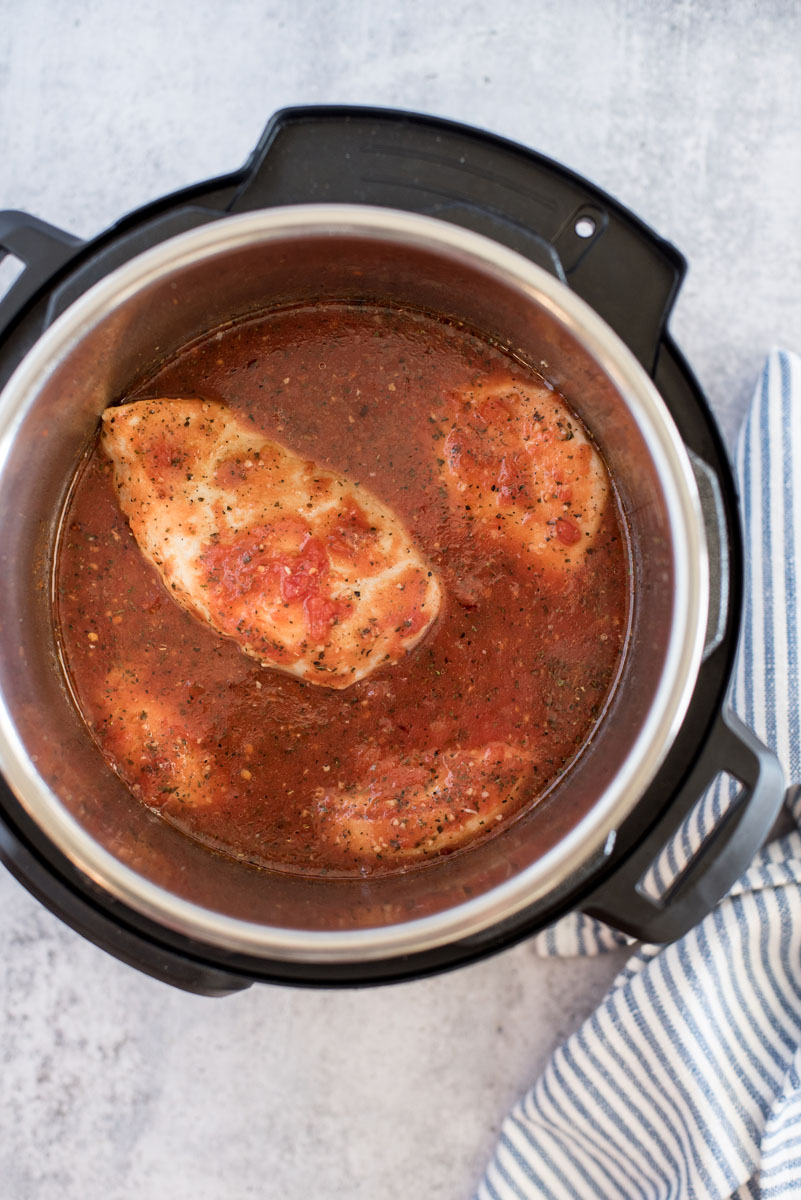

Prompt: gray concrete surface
[{"left": 0, "top": 2, "right": 798, "bottom": 1197}]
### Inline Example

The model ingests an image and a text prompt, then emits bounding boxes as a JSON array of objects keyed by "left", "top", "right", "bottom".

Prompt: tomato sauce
[{"left": 55, "top": 303, "right": 630, "bottom": 876}]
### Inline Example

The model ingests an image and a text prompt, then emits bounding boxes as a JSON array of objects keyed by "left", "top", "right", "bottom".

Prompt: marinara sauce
[{"left": 56, "top": 304, "right": 630, "bottom": 877}]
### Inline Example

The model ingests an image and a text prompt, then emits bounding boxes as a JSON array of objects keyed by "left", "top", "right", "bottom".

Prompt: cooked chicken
[
  {"left": 316, "top": 743, "right": 533, "bottom": 862},
  {"left": 97, "top": 667, "right": 216, "bottom": 810},
  {"left": 101, "top": 399, "right": 442, "bottom": 689},
  {"left": 438, "top": 373, "right": 609, "bottom": 570}
]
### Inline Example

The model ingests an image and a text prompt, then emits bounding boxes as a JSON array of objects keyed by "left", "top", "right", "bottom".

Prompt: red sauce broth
[{"left": 55, "top": 303, "right": 630, "bottom": 877}]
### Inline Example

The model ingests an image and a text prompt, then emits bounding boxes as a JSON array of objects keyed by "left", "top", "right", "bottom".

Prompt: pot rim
[{"left": 0, "top": 204, "right": 708, "bottom": 962}]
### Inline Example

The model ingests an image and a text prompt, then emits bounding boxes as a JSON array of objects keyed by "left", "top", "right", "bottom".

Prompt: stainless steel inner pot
[{"left": 0, "top": 205, "right": 707, "bottom": 963}]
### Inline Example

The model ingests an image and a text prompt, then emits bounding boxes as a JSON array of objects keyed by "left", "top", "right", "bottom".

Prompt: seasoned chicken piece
[
  {"left": 438, "top": 373, "right": 609, "bottom": 570},
  {"left": 101, "top": 399, "right": 441, "bottom": 689},
  {"left": 96, "top": 668, "right": 216, "bottom": 810},
  {"left": 316, "top": 743, "right": 533, "bottom": 863}
]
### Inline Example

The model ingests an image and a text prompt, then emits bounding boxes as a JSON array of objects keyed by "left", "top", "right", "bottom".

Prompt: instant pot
[{"left": 0, "top": 107, "right": 784, "bottom": 995}]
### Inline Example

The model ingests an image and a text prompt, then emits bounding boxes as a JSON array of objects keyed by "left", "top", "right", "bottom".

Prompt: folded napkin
[{"left": 478, "top": 349, "right": 801, "bottom": 1199}]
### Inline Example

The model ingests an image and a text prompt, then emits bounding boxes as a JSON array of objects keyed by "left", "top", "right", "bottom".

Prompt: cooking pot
[{"left": 0, "top": 108, "right": 783, "bottom": 993}]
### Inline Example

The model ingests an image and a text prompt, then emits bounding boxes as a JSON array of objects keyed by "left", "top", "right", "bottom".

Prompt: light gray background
[{"left": 0, "top": 2, "right": 798, "bottom": 1198}]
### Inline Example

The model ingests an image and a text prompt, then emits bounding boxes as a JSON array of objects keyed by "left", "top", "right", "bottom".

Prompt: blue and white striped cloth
[{"left": 479, "top": 349, "right": 801, "bottom": 1199}]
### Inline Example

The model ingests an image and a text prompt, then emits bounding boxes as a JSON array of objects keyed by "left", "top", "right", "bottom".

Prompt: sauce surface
[{"left": 56, "top": 304, "right": 630, "bottom": 876}]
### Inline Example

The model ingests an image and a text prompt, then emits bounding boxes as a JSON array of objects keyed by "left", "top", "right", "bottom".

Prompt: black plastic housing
[{"left": 0, "top": 107, "right": 783, "bottom": 994}]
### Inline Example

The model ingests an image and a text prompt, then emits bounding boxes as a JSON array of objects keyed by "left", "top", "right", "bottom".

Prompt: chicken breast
[
  {"left": 438, "top": 373, "right": 609, "bottom": 571},
  {"left": 315, "top": 743, "right": 533, "bottom": 863},
  {"left": 101, "top": 399, "right": 442, "bottom": 689},
  {"left": 97, "top": 667, "right": 216, "bottom": 810}
]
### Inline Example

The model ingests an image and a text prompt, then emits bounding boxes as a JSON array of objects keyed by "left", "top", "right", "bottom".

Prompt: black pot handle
[
  {"left": 229, "top": 106, "right": 685, "bottom": 373},
  {"left": 583, "top": 708, "right": 785, "bottom": 943},
  {"left": 0, "top": 210, "right": 82, "bottom": 340}
]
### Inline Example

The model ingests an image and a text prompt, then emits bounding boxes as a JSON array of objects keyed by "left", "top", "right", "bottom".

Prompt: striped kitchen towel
[{"left": 478, "top": 349, "right": 801, "bottom": 1199}]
